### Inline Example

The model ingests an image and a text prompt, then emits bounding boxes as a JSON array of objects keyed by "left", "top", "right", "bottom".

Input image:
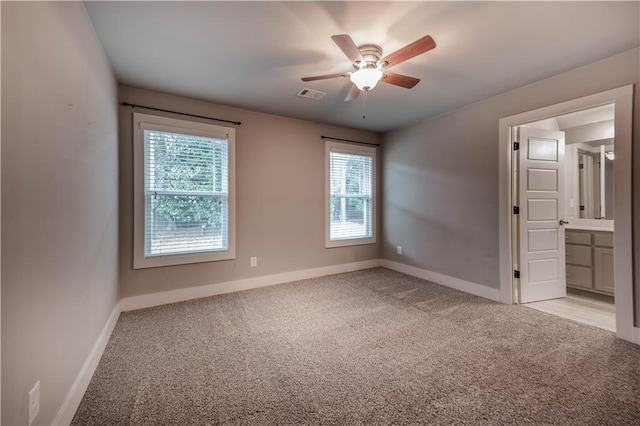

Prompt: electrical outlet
[
  {"left": 250, "top": 257, "right": 258, "bottom": 267},
  {"left": 397, "top": 246, "right": 403, "bottom": 255},
  {"left": 28, "top": 381, "right": 40, "bottom": 426}
]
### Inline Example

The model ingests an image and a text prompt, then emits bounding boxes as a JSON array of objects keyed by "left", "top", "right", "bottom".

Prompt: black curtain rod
[
  {"left": 321, "top": 135, "right": 380, "bottom": 147},
  {"left": 121, "top": 102, "right": 241, "bottom": 126}
]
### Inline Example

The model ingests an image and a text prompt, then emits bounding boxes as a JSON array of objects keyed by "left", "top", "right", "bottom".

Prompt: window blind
[
  {"left": 144, "top": 129, "right": 229, "bottom": 256},
  {"left": 329, "top": 150, "right": 373, "bottom": 241}
]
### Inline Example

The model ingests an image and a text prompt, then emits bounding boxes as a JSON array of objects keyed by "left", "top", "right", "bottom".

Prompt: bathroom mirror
[{"left": 577, "top": 141, "right": 614, "bottom": 219}]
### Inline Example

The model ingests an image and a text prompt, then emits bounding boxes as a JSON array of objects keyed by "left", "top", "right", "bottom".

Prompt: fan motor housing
[{"left": 357, "top": 44, "right": 382, "bottom": 67}]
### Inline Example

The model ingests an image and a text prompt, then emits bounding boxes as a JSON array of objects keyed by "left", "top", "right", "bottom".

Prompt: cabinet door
[{"left": 594, "top": 247, "right": 614, "bottom": 294}]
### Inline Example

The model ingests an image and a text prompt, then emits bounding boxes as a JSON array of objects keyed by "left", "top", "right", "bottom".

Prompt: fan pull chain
[{"left": 362, "top": 91, "right": 367, "bottom": 119}]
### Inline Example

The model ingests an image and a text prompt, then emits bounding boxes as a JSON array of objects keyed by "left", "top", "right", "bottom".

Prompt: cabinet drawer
[
  {"left": 593, "top": 232, "right": 613, "bottom": 248},
  {"left": 566, "top": 264, "right": 592, "bottom": 289},
  {"left": 566, "top": 244, "right": 591, "bottom": 266},
  {"left": 565, "top": 231, "right": 591, "bottom": 245}
]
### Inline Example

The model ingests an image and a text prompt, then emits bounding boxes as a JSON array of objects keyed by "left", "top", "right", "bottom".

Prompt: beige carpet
[{"left": 73, "top": 268, "right": 640, "bottom": 425}]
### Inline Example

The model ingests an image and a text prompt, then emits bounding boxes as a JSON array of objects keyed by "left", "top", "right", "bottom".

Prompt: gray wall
[
  {"left": 1, "top": 2, "right": 119, "bottom": 425},
  {"left": 382, "top": 48, "right": 639, "bottom": 293},
  {"left": 119, "top": 86, "right": 381, "bottom": 298}
]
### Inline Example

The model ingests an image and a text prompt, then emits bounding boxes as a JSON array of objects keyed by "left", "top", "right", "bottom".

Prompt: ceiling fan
[{"left": 302, "top": 34, "right": 436, "bottom": 101}]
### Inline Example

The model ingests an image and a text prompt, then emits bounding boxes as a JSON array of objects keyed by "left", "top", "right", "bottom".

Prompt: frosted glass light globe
[{"left": 350, "top": 68, "right": 383, "bottom": 91}]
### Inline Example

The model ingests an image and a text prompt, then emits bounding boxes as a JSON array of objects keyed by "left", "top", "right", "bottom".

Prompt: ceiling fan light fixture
[
  {"left": 301, "top": 34, "right": 435, "bottom": 100},
  {"left": 350, "top": 67, "right": 383, "bottom": 91}
]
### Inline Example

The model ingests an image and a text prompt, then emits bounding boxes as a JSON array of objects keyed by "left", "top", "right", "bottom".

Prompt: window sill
[
  {"left": 325, "top": 237, "right": 376, "bottom": 249},
  {"left": 133, "top": 249, "right": 235, "bottom": 269}
]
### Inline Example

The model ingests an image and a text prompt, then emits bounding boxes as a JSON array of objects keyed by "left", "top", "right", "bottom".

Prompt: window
[
  {"left": 325, "top": 141, "right": 376, "bottom": 247},
  {"left": 133, "top": 113, "right": 235, "bottom": 268}
]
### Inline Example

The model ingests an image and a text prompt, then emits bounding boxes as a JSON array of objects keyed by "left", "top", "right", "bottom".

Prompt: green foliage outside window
[
  {"left": 148, "top": 132, "right": 227, "bottom": 229},
  {"left": 152, "top": 195, "right": 222, "bottom": 228}
]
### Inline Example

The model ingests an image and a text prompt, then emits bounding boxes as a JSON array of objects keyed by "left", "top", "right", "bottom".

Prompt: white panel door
[{"left": 518, "top": 127, "right": 566, "bottom": 303}]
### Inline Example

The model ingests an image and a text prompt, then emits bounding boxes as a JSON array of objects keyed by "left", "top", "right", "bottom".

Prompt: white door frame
[{"left": 498, "top": 85, "right": 638, "bottom": 344}]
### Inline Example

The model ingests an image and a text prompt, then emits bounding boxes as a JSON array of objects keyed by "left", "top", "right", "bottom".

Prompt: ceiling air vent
[{"left": 297, "top": 88, "right": 326, "bottom": 100}]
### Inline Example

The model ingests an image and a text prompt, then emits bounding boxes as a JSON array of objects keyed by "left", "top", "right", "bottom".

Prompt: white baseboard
[
  {"left": 380, "top": 260, "right": 501, "bottom": 302},
  {"left": 52, "top": 302, "right": 121, "bottom": 425},
  {"left": 119, "top": 259, "right": 383, "bottom": 312}
]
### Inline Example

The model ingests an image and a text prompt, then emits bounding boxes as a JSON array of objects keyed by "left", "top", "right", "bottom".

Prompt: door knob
[{"left": 559, "top": 220, "right": 570, "bottom": 225}]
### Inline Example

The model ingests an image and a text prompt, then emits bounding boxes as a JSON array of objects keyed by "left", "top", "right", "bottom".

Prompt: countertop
[{"left": 565, "top": 219, "right": 613, "bottom": 233}]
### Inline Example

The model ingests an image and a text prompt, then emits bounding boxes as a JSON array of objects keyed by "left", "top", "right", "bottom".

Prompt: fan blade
[
  {"left": 381, "top": 72, "right": 420, "bottom": 89},
  {"left": 345, "top": 84, "right": 360, "bottom": 102},
  {"left": 378, "top": 35, "right": 436, "bottom": 69},
  {"left": 331, "top": 34, "right": 364, "bottom": 64},
  {"left": 301, "top": 73, "right": 347, "bottom": 82}
]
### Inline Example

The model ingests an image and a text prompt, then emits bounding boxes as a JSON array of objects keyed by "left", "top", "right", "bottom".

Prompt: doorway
[
  {"left": 515, "top": 106, "right": 616, "bottom": 331},
  {"left": 498, "top": 85, "right": 636, "bottom": 343}
]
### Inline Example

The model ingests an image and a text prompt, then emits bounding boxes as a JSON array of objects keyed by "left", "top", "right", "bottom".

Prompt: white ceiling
[{"left": 85, "top": 1, "right": 640, "bottom": 132}]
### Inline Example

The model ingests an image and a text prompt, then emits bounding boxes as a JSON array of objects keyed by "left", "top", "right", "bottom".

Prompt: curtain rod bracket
[{"left": 121, "top": 102, "right": 241, "bottom": 126}]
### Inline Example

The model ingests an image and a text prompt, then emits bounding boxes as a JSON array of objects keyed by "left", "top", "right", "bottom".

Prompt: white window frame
[
  {"left": 325, "top": 141, "right": 377, "bottom": 248},
  {"left": 133, "top": 112, "right": 236, "bottom": 269}
]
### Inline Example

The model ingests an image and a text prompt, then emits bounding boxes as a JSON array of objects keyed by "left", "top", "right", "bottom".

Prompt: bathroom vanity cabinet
[{"left": 565, "top": 230, "right": 614, "bottom": 295}]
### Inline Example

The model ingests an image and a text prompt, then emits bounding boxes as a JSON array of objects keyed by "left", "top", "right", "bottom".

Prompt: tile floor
[{"left": 523, "top": 289, "right": 616, "bottom": 332}]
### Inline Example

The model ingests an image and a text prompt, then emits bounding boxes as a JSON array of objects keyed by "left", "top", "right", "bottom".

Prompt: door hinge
[
  {"left": 514, "top": 270, "right": 520, "bottom": 279},
  {"left": 513, "top": 206, "right": 520, "bottom": 214},
  {"left": 513, "top": 142, "right": 520, "bottom": 151}
]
